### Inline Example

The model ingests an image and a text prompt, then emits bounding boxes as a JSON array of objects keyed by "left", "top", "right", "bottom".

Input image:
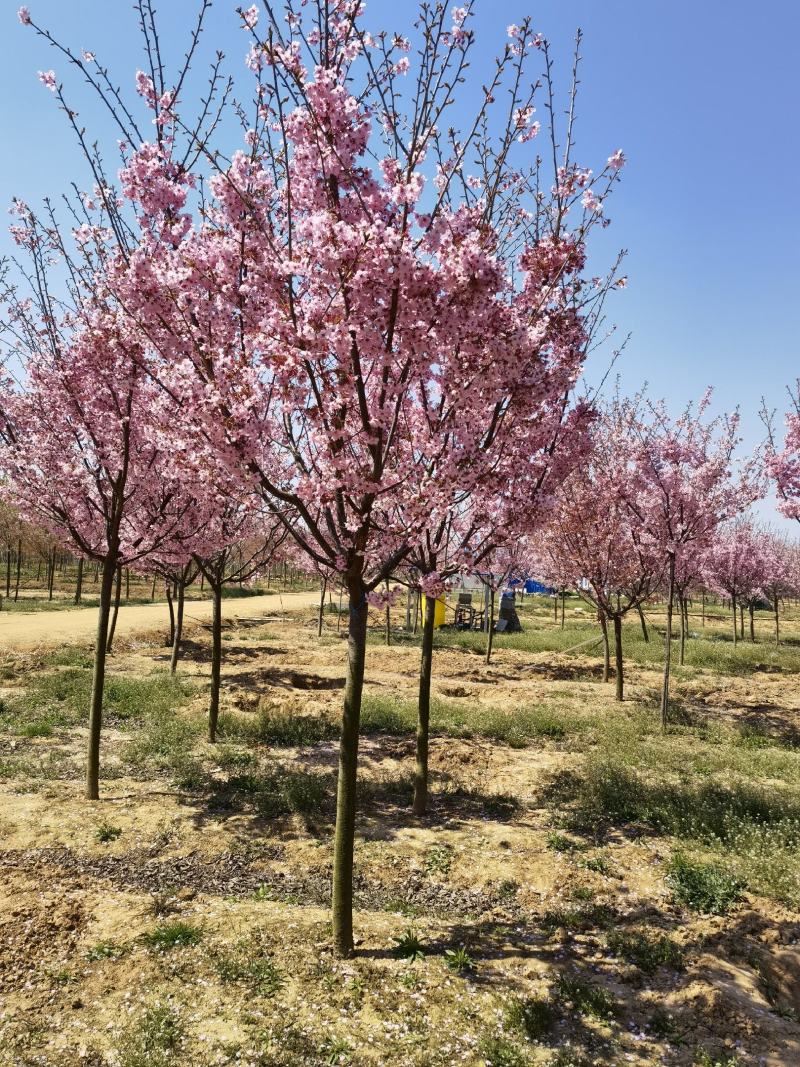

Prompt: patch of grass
[
  {"left": 606, "top": 929, "right": 684, "bottom": 972},
  {"left": 694, "top": 1050, "right": 741, "bottom": 1067},
  {"left": 361, "top": 693, "right": 577, "bottom": 747},
  {"left": 141, "top": 921, "right": 203, "bottom": 951},
  {"left": 95, "top": 821, "right": 122, "bottom": 843},
  {"left": 547, "top": 831, "right": 584, "bottom": 854},
  {"left": 218, "top": 709, "right": 338, "bottom": 747},
  {"left": 477, "top": 1035, "right": 528, "bottom": 1067},
  {"left": 116, "top": 1002, "right": 184, "bottom": 1067},
  {"left": 505, "top": 995, "right": 554, "bottom": 1040},
  {"left": 554, "top": 974, "right": 616, "bottom": 1018},
  {"left": 666, "top": 854, "right": 743, "bottom": 914},
  {"left": 392, "top": 928, "right": 425, "bottom": 961},
  {"left": 212, "top": 931, "right": 284, "bottom": 995},
  {"left": 219, "top": 766, "right": 330, "bottom": 818},
  {"left": 123, "top": 709, "right": 202, "bottom": 771},
  {"left": 22, "top": 669, "right": 192, "bottom": 725}
]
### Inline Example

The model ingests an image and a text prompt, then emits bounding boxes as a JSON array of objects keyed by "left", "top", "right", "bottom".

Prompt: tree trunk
[
  {"left": 125, "top": 568, "right": 130, "bottom": 601},
  {"left": 337, "top": 583, "right": 344, "bottom": 632},
  {"left": 660, "top": 552, "right": 676, "bottom": 732},
  {"left": 739, "top": 603, "right": 745, "bottom": 641},
  {"left": 599, "top": 610, "right": 610, "bottom": 683},
  {"left": 47, "top": 549, "right": 55, "bottom": 601},
  {"left": 636, "top": 602, "right": 649, "bottom": 642},
  {"left": 485, "top": 587, "right": 496, "bottom": 665},
  {"left": 413, "top": 588, "right": 420, "bottom": 634},
  {"left": 4, "top": 546, "right": 10, "bottom": 599},
  {"left": 14, "top": 539, "right": 21, "bottom": 602},
  {"left": 405, "top": 586, "right": 412, "bottom": 631},
  {"left": 165, "top": 581, "right": 175, "bottom": 647},
  {"left": 318, "top": 575, "right": 328, "bottom": 637},
  {"left": 208, "top": 581, "right": 223, "bottom": 742},
  {"left": 413, "top": 594, "right": 437, "bottom": 816},
  {"left": 170, "top": 574, "right": 186, "bottom": 674},
  {"left": 553, "top": 595, "right": 558, "bottom": 623},
  {"left": 732, "top": 594, "right": 738, "bottom": 648},
  {"left": 613, "top": 613, "right": 624, "bottom": 701},
  {"left": 332, "top": 578, "right": 369, "bottom": 957},
  {"left": 385, "top": 579, "right": 391, "bottom": 646},
  {"left": 74, "top": 557, "right": 84, "bottom": 605},
  {"left": 560, "top": 589, "right": 566, "bottom": 629},
  {"left": 701, "top": 591, "right": 706, "bottom": 627},
  {"left": 151, "top": 573, "right": 157, "bottom": 601},
  {"left": 774, "top": 598, "right": 780, "bottom": 646},
  {"left": 86, "top": 556, "right": 117, "bottom": 800},
  {"left": 678, "top": 594, "right": 686, "bottom": 666},
  {"left": 748, "top": 602, "right": 755, "bottom": 643},
  {"left": 105, "top": 564, "right": 122, "bottom": 653}
]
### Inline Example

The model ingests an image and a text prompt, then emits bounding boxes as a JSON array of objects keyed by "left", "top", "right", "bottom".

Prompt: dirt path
[{"left": 0, "top": 590, "right": 321, "bottom": 651}]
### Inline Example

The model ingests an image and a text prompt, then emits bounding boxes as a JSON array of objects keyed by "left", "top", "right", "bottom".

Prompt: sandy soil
[{"left": 0, "top": 590, "right": 321, "bottom": 651}]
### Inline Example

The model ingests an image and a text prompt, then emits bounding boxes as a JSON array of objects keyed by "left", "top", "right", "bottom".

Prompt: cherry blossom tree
[{"left": 617, "top": 390, "right": 762, "bottom": 728}]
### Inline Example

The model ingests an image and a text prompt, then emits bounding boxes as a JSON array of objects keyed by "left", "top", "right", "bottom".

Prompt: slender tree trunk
[
  {"left": 74, "top": 557, "right": 84, "bottom": 605},
  {"left": 560, "top": 589, "right": 566, "bottom": 629},
  {"left": 678, "top": 595, "right": 686, "bottom": 666},
  {"left": 413, "top": 588, "right": 420, "bottom": 634},
  {"left": 413, "top": 595, "right": 437, "bottom": 816},
  {"left": 748, "top": 602, "right": 755, "bottom": 643},
  {"left": 599, "top": 610, "right": 610, "bottom": 683},
  {"left": 87, "top": 555, "right": 117, "bottom": 800},
  {"left": 553, "top": 595, "right": 558, "bottom": 623},
  {"left": 170, "top": 574, "right": 186, "bottom": 674},
  {"left": 660, "top": 552, "right": 676, "bottom": 732},
  {"left": 701, "top": 591, "right": 706, "bottom": 627},
  {"left": 165, "top": 582, "right": 175, "bottom": 647},
  {"left": 150, "top": 573, "right": 157, "bottom": 601},
  {"left": 636, "top": 602, "right": 649, "bottom": 643},
  {"left": 332, "top": 577, "right": 368, "bottom": 957},
  {"left": 14, "top": 539, "right": 21, "bottom": 602},
  {"left": 385, "top": 579, "right": 391, "bottom": 646},
  {"left": 337, "top": 583, "right": 344, "bottom": 632},
  {"left": 106, "top": 564, "right": 123, "bottom": 653},
  {"left": 613, "top": 613, "right": 624, "bottom": 701},
  {"left": 485, "top": 587, "right": 497, "bottom": 664},
  {"left": 125, "top": 568, "right": 130, "bottom": 601},
  {"left": 405, "top": 586, "right": 412, "bottom": 631},
  {"left": 774, "top": 598, "right": 780, "bottom": 646},
  {"left": 4, "top": 546, "right": 10, "bottom": 599},
  {"left": 47, "top": 549, "right": 55, "bottom": 601},
  {"left": 732, "top": 594, "right": 738, "bottom": 648},
  {"left": 318, "top": 575, "right": 328, "bottom": 637},
  {"left": 208, "top": 581, "right": 223, "bottom": 742},
  {"left": 739, "top": 603, "right": 745, "bottom": 641}
]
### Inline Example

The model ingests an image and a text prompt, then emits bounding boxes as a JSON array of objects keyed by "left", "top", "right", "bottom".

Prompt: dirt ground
[
  {"left": 0, "top": 590, "right": 320, "bottom": 650},
  {"left": 0, "top": 599, "right": 799, "bottom": 1066}
]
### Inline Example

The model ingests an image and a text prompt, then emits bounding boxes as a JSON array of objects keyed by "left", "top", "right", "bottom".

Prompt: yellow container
[{"left": 425, "top": 595, "right": 447, "bottom": 628}]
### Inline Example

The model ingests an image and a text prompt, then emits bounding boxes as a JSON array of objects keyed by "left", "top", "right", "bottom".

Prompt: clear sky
[{"left": 1, "top": 0, "right": 798, "bottom": 525}]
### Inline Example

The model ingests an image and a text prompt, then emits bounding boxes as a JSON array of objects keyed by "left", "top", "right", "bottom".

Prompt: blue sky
[{"left": 1, "top": 0, "right": 798, "bottom": 525}]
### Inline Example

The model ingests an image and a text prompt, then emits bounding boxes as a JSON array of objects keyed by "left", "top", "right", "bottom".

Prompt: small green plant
[
  {"left": 496, "top": 879, "right": 519, "bottom": 901},
  {"left": 580, "top": 852, "right": 612, "bottom": 875},
  {"left": 554, "top": 974, "right": 616, "bottom": 1018},
  {"left": 694, "top": 1050, "right": 741, "bottom": 1067},
  {"left": 392, "top": 928, "right": 425, "bottom": 961},
  {"left": 505, "top": 995, "right": 554, "bottom": 1040},
  {"left": 549, "top": 1047, "right": 592, "bottom": 1067},
  {"left": 606, "top": 929, "right": 684, "bottom": 972},
  {"left": 142, "top": 921, "right": 202, "bottom": 951},
  {"left": 95, "top": 821, "right": 122, "bottom": 843},
  {"left": 85, "top": 940, "right": 126, "bottom": 962},
  {"left": 425, "top": 844, "right": 453, "bottom": 877},
  {"left": 444, "top": 946, "right": 474, "bottom": 974},
  {"left": 667, "top": 853, "right": 743, "bottom": 913},
  {"left": 477, "top": 1035, "right": 528, "bottom": 1067},
  {"left": 547, "top": 832, "right": 583, "bottom": 853},
  {"left": 116, "top": 1001, "right": 184, "bottom": 1067}
]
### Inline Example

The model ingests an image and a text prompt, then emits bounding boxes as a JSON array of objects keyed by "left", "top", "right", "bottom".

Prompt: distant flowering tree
[
  {"left": 703, "top": 521, "right": 767, "bottom": 647},
  {"left": 0, "top": 228, "right": 198, "bottom": 799},
  {"left": 543, "top": 406, "right": 662, "bottom": 701},
  {"left": 616, "top": 390, "right": 762, "bottom": 728}
]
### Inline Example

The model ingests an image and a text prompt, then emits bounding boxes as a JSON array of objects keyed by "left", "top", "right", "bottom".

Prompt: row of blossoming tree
[{"left": 1, "top": 0, "right": 797, "bottom": 958}]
